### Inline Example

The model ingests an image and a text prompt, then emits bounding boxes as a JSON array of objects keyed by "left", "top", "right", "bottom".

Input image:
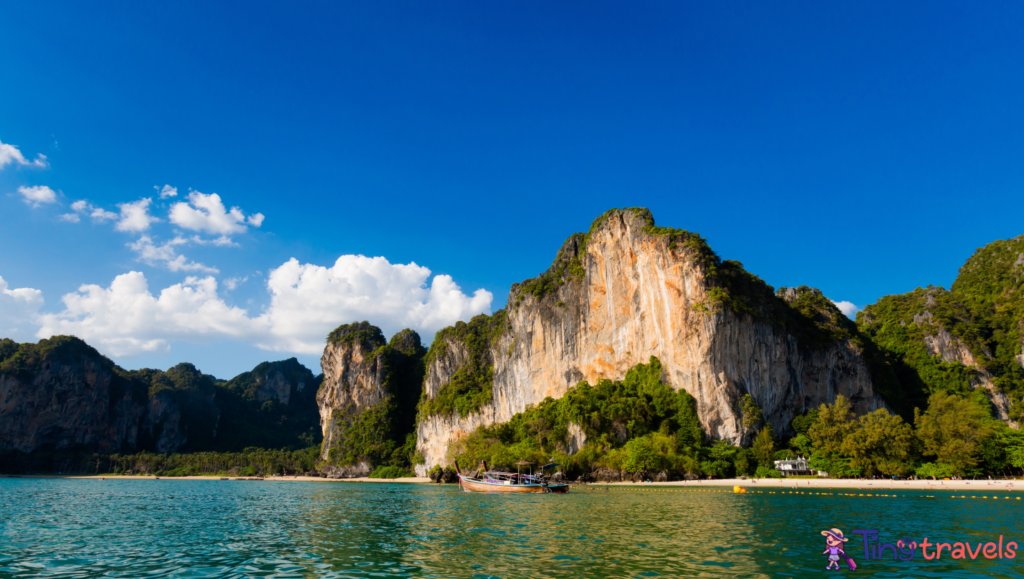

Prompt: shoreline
[
  {"left": 3, "top": 474, "right": 1020, "bottom": 491},
  {"left": 1, "top": 474, "right": 431, "bottom": 483},
  {"left": 595, "top": 478, "right": 1023, "bottom": 492}
]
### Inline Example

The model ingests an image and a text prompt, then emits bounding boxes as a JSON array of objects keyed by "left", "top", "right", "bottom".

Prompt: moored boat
[{"left": 454, "top": 461, "right": 569, "bottom": 493}]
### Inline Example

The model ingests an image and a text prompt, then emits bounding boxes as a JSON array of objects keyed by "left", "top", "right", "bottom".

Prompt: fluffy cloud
[
  {"left": 169, "top": 191, "right": 264, "bottom": 236},
  {"left": 36, "top": 256, "right": 492, "bottom": 356},
  {"left": 18, "top": 185, "right": 58, "bottom": 207},
  {"left": 831, "top": 300, "right": 859, "bottom": 318},
  {"left": 70, "top": 199, "right": 119, "bottom": 222},
  {"left": 37, "top": 273, "right": 254, "bottom": 356},
  {"left": 91, "top": 207, "right": 118, "bottom": 221},
  {"left": 157, "top": 184, "right": 178, "bottom": 199},
  {"left": 127, "top": 236, "right": 218, "bottom": 273},
  {"left": 253, "top": 256, "right": 492, "bottom": 354},
  {"left": 59, "top": 213, "right": 80, "bottom": 223},
  {"left": 115, "top": 198, "right": 159, "bottom": 232},
  {"left": 0, "top": 275, "right": 44, "bottom": 339},
  {"left": 0, "top": 139, "right": 48, "bottom": 169}
]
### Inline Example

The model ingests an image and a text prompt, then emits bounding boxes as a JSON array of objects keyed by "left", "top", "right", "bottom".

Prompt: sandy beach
[{"left": 598, "top": 477, "right": 1024, "bottom": 492}]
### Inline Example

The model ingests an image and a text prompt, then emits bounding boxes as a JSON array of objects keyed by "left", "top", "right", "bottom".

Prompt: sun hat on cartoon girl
[{"left": 821, "top": 528, "right": 849, "bottom": 543}]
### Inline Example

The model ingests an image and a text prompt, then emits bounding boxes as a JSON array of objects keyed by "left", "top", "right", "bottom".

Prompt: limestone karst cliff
[
  {"left": 413, "top": 208, "right": 887, "bottom": 473},
  {"left": 317, "top": 323, "right": 425, "bottom": 477},
  {"left": 857, "top": 233, "right": 1024, "bottom": 426},
  {"left": 0, "top": 336, "right": 322, "bottom": 455}
]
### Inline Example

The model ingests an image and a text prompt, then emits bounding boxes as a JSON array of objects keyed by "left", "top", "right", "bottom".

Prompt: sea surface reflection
[{"left": 0, "top": 479, "right": 1021, "bottom": 578}]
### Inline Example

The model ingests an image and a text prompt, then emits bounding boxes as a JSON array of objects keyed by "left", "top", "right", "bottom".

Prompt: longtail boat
[{"left": 454, "top": 460, "right": 569, "bottom": 493}]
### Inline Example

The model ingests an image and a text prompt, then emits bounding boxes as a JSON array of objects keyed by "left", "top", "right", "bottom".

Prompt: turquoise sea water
[{"left": 0, "top": 479, "right": 1021, "bottom": 578}]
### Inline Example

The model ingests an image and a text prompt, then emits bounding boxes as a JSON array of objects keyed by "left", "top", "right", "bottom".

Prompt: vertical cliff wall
[
  {"left": 415, "top": 208, "right": 883, "bottom": 473},
  {"left": 317, "top": 323, "right": 425, "bottom": 477}
]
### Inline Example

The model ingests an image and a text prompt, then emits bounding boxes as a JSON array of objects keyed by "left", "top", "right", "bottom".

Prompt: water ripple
[{"left": 0, "top": 480, "right": 1021, "bottom": 578}]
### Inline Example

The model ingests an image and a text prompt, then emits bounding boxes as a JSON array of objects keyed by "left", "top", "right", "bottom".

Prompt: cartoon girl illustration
[{"left": 821, "top": 528, "right": 856, "bottom": 570}]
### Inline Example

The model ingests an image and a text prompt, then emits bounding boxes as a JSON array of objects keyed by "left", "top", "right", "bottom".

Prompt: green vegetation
[
  {"left": 740, "top": 394, "right": 763, "bottom": 430},
  {"left": 448, "top": 357, "right": 713, "bottom": 477},
  {"left": 213, "top": 358, "right": 324, "bottom": 451},
  {"left": 0, "top": 446, "right": 322, "bottom": 477},
  {"left": 327, "top": 320, "right": 386, "bottom": 348},
  {"left": 369, "top": 465, "right": 414, "bottom": 478},
  {"left": 325, "top": 328, "right": 426, "bottom": 469},
  {"left": 417, "top": 311, "right": 506, "bottom": 419},
  {"left": 802, "top": 393, "right": 1024, "bottom": 478},
  {"left": 952, "top": 235, "right": 1024, "bottom": 395},
  {"left": 857, "top": 235, "right": 1024, "bottom": 420}
]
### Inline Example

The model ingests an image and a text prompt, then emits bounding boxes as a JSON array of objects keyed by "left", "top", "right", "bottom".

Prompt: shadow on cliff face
[{"left": 0, "top": 336, "right": 325, "bottom": 458}]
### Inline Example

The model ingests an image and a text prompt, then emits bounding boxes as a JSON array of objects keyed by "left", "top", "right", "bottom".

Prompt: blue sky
[{"left": 1, "top": 2, "right": 1022, "bottom": 378}]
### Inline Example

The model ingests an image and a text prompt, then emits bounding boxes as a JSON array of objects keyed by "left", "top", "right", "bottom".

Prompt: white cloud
[
  {"left": 69, "top": 199, "right": 119, "bottom": 222},
  {"left": 35, "top": 256, "right": 492, "bottom": 357},
  {"left": 157, "top": 184, "right": 178, "bottom": 199},
  {"left": 223, "top": 276, "right": 249, "bottom": 291},
  {"left": 59, "top": 213, "right": 80, "bottom": 223},
  {"left": 18, "top": 185, "right": 58, "bottom": 207},
  {"left": 831, "top": 300, "right": 859, "bottom": 318},
  {"left": 0, "top": 275, "right": 44, "bottom": 339},
  {"left": 127, "top": 236, "right": 218, "bottom": 273},
  {"left": 91, "top": 207, "right": 118, "bottom": 221},
  {"left": 37, "top": 273, "right": 254, "bottom": 356},
  {"left": 115, "top": 198, "right": 159, "bottom": 232},
  {"left": 0, "top": 139, "right": 48, "bottom": 169},
  {"left": 253, "top": 255, "right": 493, "bottom": 354},
  {"left": 169, "top": 191, "right": 263, "bottom": 236}
]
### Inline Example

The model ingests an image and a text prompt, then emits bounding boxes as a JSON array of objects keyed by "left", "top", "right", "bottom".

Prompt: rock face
[
  {"left": 415, "top": 208, "right": 883, "bottom": 473},
  {"left": 0, "top": 337, "right": 145, "bottom": 453},
  {"left": 316, "top": 323, "right": 426, "bottom": 477},
  {"left": 0, "top": 338, "right": 219, "bottom": 455},
  {"left": 0, "top": 336, "right": 321, "bottom": 456},
  {"left": 317, "top": 323, "right": 389, "bottom": 475},
  {"left": 918, "top": 310, "right": 1015, "bottom": 425}
]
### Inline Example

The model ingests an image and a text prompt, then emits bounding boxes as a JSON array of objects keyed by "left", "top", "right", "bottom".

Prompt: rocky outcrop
[
  {"left": 415, "top": 208, "right": 883, "bottom": 473},
  {"left": 565, "top": 422, "right": 586, "bottom": 454},
  {"left": 316, "top": 323, "right": 426, "bottom": 476},
  {"left": 317, "top": 322, "right": 390, "bottom": 464},
  {"left": 919, "top": 317, "right": 1015, "bottom": 425},
  {"left": 0, "top": 337, "right": 145, "bottom": 453}
]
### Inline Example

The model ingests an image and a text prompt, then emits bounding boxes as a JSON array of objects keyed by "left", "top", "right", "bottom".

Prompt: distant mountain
[{"left": 0, "top": 336, "right": 322, "bottom": 454}]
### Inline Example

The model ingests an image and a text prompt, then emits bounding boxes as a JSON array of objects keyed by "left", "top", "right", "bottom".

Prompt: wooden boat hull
[{"left": 458, "top": 475, "right": 547, "bottom": 493}]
